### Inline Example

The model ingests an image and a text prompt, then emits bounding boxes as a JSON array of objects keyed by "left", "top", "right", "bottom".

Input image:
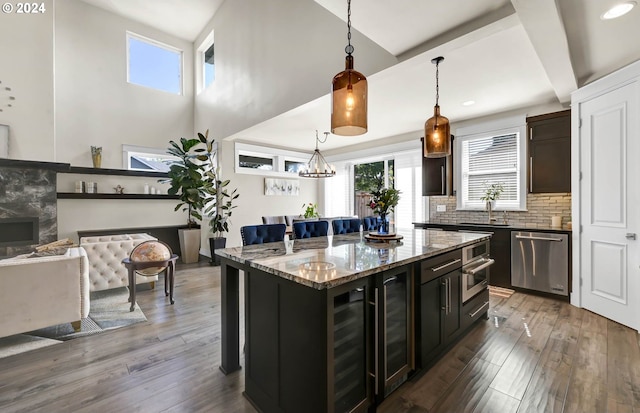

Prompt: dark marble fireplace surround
[{"left": 0, "top": 159, "right": 65, "bottom": 257}]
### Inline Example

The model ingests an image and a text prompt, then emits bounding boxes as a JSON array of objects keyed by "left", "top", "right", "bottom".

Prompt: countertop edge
[{"left": 217, "top": 233, "right": 491, "bottom": 290}]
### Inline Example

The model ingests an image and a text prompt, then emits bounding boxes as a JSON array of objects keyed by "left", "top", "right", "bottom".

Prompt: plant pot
[
  {"left": 178, "top": 228, "right": 201, "bottom": 264},
  {"left": 209, "top": 237, "right": 227, "bottom": 266}
]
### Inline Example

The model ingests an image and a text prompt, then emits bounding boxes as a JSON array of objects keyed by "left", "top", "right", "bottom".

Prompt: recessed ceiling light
[
  {"left": 601, "top": 2, "right": 636, "bottom": 19},
  {"left": 462, "top": 100, "right": 475, "bottom": 106}
]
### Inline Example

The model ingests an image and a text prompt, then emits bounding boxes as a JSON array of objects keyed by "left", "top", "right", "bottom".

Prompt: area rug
[
  {"left": 488, "top": 285, "right": 515, "bottom": 298},
  {"left": 0, "top": 286, "right": 147, "bottom": 359}
]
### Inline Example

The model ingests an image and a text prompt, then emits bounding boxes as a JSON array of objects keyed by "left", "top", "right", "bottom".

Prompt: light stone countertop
[{"left": 216, "top": 229, "right": 490, "bottom": 290}]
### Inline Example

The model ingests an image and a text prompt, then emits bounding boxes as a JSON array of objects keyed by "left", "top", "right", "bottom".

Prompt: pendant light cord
[
  {"left": 345, "top": 0, "right": 354, "bottom": 55},
  {"left": 435, "top": 60, "right": 440, "bottom": 106}
]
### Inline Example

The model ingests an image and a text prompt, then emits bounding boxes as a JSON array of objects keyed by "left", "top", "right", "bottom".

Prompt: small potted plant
[
  {"left": 204, "top": 165, "right": 239, "bottom": 266},
  {"left": 369, "top": 186, "right": 401, "bottom": 234},
  {"left": 480, "top": 182, "right": 504, "bottom": 211},
  {"left": 302, "top": 202, "right": 319, "bottom": 219}
]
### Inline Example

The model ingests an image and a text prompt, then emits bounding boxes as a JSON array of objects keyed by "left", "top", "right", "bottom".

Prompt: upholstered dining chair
[
  {"left": 293, "top": 220, "right": 329, "bottom": 239},
  {"left": 240, "top": 224, "right": 287, "bottom": 246},
  {"left": 362, "top": 216, "right": 378, "bottom": 231},
  {"left": 261, "top": 216, "right": 286, "bottom": 225},
  {"left": 332, "top": 218, "right": 362, "bottom": 235}
]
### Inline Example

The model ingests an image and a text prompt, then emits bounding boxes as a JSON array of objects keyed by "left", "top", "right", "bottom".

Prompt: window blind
[
  {"left": 324, "top": 161, "right": 351, "bottom": 217},
  {"left": 460, "top": 133, "right": 521, "bottom": 209},
  {"left": 392, "top": 151, "right": 422, "bottom": 230}
]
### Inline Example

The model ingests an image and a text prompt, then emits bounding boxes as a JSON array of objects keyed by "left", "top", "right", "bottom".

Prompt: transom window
[{"left": 127, "top": 32, "right": 183, "bottom": 95}]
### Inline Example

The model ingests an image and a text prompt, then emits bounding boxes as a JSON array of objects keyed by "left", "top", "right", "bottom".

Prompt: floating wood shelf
[{"left": 57, "top": 193, "right": 178, "bottom": 200}]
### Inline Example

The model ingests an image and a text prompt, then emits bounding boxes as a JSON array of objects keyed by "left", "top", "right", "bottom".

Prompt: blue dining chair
[
  {"left": 362, "top": 216, "right": 378, "bottom": 231},
  {"left": 332, "top": 218, "right": 362, "bottom": 235},
  {"left": 240, "top": 224, "right": 287, "bottom": 246},
  {"left": 293, "top": 220, "right": 329, "bottom": 239}
]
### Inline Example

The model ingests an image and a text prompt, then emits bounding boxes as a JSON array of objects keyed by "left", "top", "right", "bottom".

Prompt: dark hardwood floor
[{"left": 1, "top": 263, "right": 638, "bottom": 413}]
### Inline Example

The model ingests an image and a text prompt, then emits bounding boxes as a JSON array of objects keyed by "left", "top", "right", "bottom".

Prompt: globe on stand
[{"left": 130, "top": 240, "right": 172, "bottom": 276}]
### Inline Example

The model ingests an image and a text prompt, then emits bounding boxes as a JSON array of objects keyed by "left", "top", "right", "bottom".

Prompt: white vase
[{"left": 178, "top": 228, "right": 201, "bottom": 264}]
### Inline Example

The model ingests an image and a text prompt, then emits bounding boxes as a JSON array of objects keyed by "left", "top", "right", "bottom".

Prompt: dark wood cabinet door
[
  {"left": 421, "top": 136, "right": 453, "bottom": 196},
  {"left": 420, "top": 277, "right": 443, "bottom": 366},
  {"left": 442, "top": 270, "right": 461, "bottom": 342},
  {"left": 487, "top": 228, "right": 511, "bottom": 289},
  {"left": 530, "top": 138, "right": 571, "bottom": 193},
  {"left": 527, "top": 110, "right": 571, "bottom": 193}
]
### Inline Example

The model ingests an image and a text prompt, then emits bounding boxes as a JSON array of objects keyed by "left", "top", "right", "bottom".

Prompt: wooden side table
[{"left": 122, "top": 254, "right": 179, "bottom": 312}]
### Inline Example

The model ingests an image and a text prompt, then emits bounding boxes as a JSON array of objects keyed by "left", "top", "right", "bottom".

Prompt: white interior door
[{"left": 579, "top": 81, "right": 640, "bottom": 330}]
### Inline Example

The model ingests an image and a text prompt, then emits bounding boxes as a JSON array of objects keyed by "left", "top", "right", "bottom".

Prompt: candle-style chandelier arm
[{"left": 299, "top": 130, "right": 336, "bottom": 178}]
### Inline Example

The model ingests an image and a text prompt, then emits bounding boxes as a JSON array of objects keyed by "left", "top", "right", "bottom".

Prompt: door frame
[{"left": 571, "top": 59, "right": 640, "bottom": 311}]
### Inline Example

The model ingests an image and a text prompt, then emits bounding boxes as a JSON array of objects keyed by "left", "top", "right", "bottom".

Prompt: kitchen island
[{"left": 216, "top": 229, "right": 491, "bottom": 413}]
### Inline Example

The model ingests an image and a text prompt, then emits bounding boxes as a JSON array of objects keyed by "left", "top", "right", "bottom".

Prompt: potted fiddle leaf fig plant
[
  {"left": 165, "top": 132, "right": 214, "bottom": 263},
  {"left": 204, "top": 165, "right": 239, "bottom": 266}
]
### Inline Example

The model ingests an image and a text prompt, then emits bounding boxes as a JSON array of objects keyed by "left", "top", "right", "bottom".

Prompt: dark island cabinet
[
  {"left": 418, "top": 249, "right": 463, "bottom": 367},
  {"left": 373, "top": 266, "right": 414, "bottom": 401},
  {"left": 413, "top": 223, "right": 511, "bottom": 289},
  {"left": 421, "top": 136, "right": 454, "bottom": 196},
  {"left": 332, "top": 280, "right": 371, "bottom": 412},
  {"left": 527, "top": 110, "right": 571, "bottom": 193}
]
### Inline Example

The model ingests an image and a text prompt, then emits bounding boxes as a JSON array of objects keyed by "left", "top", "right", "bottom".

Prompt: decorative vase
[
  {"left": 209, "top": 236, "right": 227, "bottom": 266},
  {"left": 92, "top": 153, "right": 102, "bottom": 168},
  {"left": 377, "top": 213, "right": 390, "bottom": 234}
]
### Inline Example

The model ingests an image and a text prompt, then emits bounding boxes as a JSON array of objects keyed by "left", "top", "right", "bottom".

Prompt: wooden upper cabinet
[
  {"left": 422, "top": 136, "right": 454, "bottom": 196},
  {"left": 527, "top": 110, "right": 571, "bottom": 193}
]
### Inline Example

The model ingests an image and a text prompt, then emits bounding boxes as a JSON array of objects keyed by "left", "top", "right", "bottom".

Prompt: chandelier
[{"left": 299, "top": 131, "right": 336, "bottom": 178}]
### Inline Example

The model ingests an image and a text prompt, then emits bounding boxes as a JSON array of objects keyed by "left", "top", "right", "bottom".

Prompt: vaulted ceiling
[{"left": 80, "top": 0, "right": 640, "bottom": 151}]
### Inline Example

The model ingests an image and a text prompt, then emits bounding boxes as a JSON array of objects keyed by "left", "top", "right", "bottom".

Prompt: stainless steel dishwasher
[{"left": 511, "top": 231, "right": 569, "bottom": 296}]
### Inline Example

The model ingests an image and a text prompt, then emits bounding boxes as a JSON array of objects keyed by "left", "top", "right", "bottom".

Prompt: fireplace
[{"left": 0, "top": 217, "right": 39, "bottom": 247}]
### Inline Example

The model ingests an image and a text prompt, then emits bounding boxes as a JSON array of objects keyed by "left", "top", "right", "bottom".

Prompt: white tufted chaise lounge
[{"left": 80, "top": 233, "right": 158, "bottom": 292}]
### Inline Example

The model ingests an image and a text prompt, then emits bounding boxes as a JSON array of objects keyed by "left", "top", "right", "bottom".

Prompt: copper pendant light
[
  {"left": 331, "top": 0, "right": 367, "bottom": 136},
  {"left": 424, "top": 56, "right": 451, "bottom": 158}
]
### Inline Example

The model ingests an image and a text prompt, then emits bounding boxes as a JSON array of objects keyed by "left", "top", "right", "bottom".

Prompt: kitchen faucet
[{"left": 503, "top": 210, "right": 509, "bottom": 224}]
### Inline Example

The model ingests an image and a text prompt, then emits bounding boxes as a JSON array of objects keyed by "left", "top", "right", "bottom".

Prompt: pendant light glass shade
[
  {"left": 424, "top": 105, "right": 451, "bottom": 158},
  {"left": 424, "top": 56, "right": 451, "bottom": 158},
  {"left": 332, "top": 56, "right": 368, "bottom": 136},
  {"left": 331, "top": 0, "right": 367, "bottom": 136}
]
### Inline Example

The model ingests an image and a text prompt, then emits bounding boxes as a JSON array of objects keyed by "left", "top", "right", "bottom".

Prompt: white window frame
[
  {"left": 234, "top": 142, "right": 310, "bottom": 177},
  {"left": 197, "top": 30, "right": 215, "bottom": 94},
  {"left": 126, "top": 31, "right": 183, "bottom": 95},
  {"left": 454, "top": 115, "right": 527, "bottom": 211},
  {"left": 122, "top": 142, "right": 218, "bottom": 173}
]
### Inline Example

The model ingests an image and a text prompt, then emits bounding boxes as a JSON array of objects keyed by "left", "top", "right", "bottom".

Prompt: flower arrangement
[
  {"left": 369, "top": 187, "right": 401, "bottom": 216},
  {"left": 302, "top": 202, "right": 319, "bottom": 219},
  {"left": 480, "top": 182, "right": 504, "bottom": 201}
]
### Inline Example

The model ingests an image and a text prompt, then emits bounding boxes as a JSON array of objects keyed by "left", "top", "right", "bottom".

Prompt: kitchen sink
[{"left": 459, "top": 222, "right": 511, "bottom": 227}]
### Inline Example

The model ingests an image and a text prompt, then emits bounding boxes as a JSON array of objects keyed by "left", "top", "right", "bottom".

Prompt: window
[
  {"left": 204, "top": 43, "right": 215, "bottom": 88},
  {"left": 127, "top": 32, "right": 182, "bottom": 95},
  {"left": 239, "top": 155, "right": 273, "bottom": 170},
  {"left": 354, "top": 160, "right": 394, "bottom": 218},
  {"left": 234, "top": 143, "right": 309, "bottom": 177},
  {"left": 322, "top": 140, "right": 424, "bottom": 227},
  {"left": 197, "top": 30, "right": 215, "bottom": 92},
  {"left": 455, "top": 116, "right": 526, "bottom": 210},
  {"left": 122, "top": 144, "right": 180, "bottom": 172}
]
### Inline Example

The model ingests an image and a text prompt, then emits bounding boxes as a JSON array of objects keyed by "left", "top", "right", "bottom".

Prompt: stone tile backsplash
[{"left": 429, "top": 193, "right": 572, "bottom": 228}]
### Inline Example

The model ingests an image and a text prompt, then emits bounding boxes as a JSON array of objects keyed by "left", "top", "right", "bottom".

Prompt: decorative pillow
[{"left": 28, "top": 247, "right": 70, "bottom": 258}]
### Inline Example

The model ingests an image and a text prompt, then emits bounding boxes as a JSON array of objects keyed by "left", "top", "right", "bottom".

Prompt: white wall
[
  {"left": 54, "top": 0, "right": 194, "bottom": 168},
  {"left": 192, "top": 0, "right": 398, "bottom": 249},
  {"left": 50, "top": 1, "right": 194, "bottom": 241},
  {"left": 0, "top": 0, "right": 54, "bottom": 161}
]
